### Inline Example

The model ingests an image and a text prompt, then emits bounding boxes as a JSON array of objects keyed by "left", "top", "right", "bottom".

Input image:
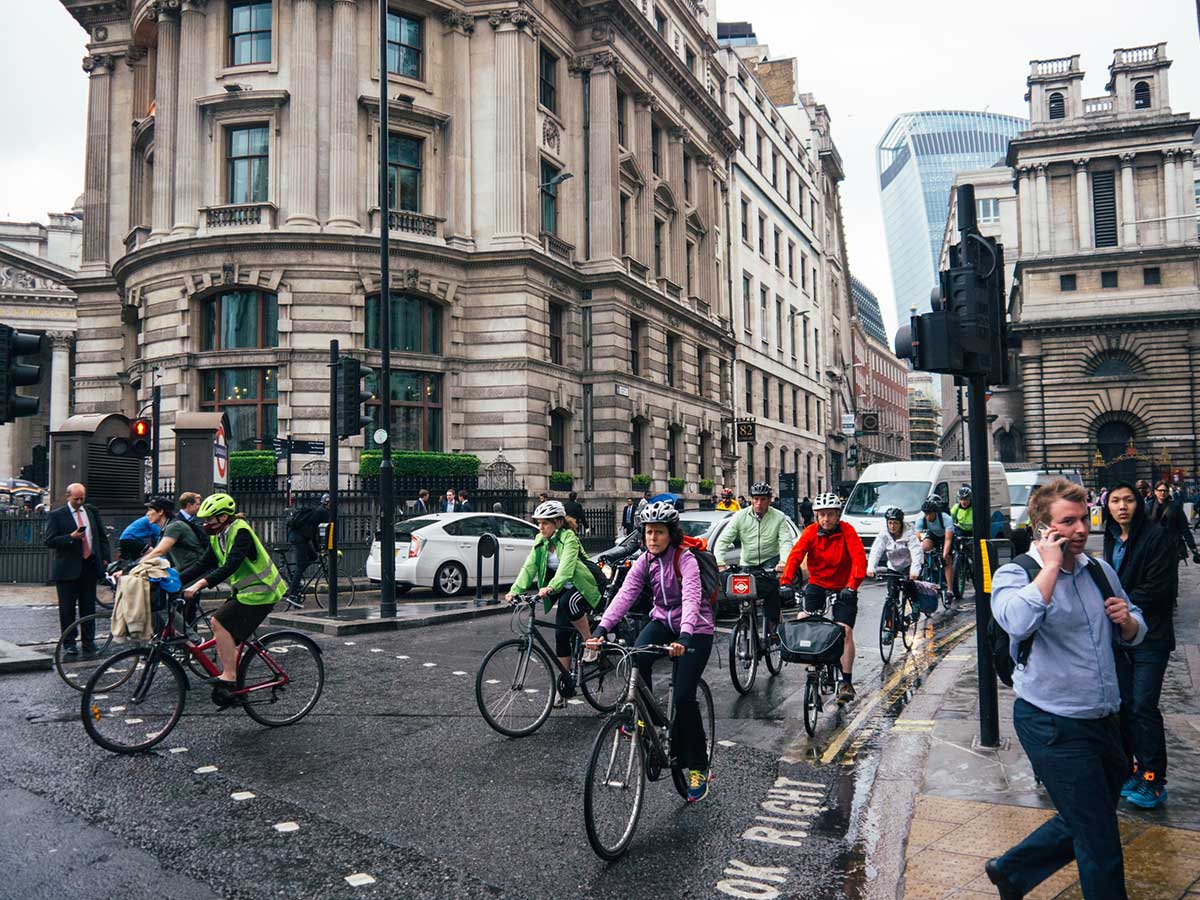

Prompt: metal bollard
[{"left": 476, "top": 533, "right": 501, "bottom": 604}]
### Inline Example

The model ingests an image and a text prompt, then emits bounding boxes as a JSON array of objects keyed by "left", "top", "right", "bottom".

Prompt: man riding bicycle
[
  {"left": 714, "top": 482, "right": 793, "bottom": 634},
  {"left": 918, "top": 495, "right": 955, "bottom": 607},
  {"left": 179, "top": 493, "right": 288, "bottom": 708},
  {"left": 781, "top": 493, "right": 867, "bottom": 704},
  {"left": 949, "top": 487, "right": 973, "bottom": 601},
  {"left": 868, "top": 507, "right": 928, "bottom": 638}
]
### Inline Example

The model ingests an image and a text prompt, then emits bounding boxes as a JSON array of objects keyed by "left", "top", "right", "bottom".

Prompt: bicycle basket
[{"left": 778, "top": 616, "right": 844, "bottom": 665}]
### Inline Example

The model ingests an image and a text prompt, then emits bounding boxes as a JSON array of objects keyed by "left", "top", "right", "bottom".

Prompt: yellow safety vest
[{"left": 212, "top": 519, "right": 287, "bottom": 606}]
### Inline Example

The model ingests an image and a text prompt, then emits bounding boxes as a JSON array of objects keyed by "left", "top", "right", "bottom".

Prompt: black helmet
[
  {"left": 749, "top": 482, "right": 773, "bottom": 497},
  {"left": 921, "top": 495, "right": 942, "bottom": 513},
  {"left": 884, "top": 506, "right": 905, "bottom": 522},
  {"left": 145, "top": 496, "right": 175, "bottom": 514},
  {"left": 957, "top": 486, "right": 973, "bottom": 500}
]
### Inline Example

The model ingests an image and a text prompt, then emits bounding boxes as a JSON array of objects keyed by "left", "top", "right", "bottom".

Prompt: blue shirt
[
  {"left": 922, "top": 512, "right": 953, "bottom": 539},
  {"left": 991, "top": 547, "right": 1146, "bottom": 719},
  {"left": 120, "top": 515, "right": 162, "bottom": 544},
  {"left": 1111, "top": 536, "right": 1128, "bottom": 573}
]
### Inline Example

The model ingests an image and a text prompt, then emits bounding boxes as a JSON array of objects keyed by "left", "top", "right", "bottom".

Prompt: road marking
[
  {"left": 194, "top": 765, "right": 218, "bottom": 774},
  {"left": 396, "top": 655, "right": 409, "bottom": 660},
  {"left": 345, "top": 873, "right": 376, "bottom": 887},
  {"left": 944, "top": 654, "right": 970, "bottom": 660},
  {"left": 231, "top": 791, "right": 256, "bottom": 801},
  {"left": 125, "top": 718, "right": 144, "bottom": 725},
  {"left": 169, "top": 747, "right": 188, "bottom": 754},
  {"left": 423, "top": 662, "right": 437, "bottom": 668},
  {"left": 66, "top": 673, "right": 78, "bottom": 679},
  {"left": 524, "top": 688, "right": 538, "bottom": 693},
  {"left": 567, "top": 698, "right": 584, "bottom": 705},
  {"left": 485, "top": 678, "right": 499, "bottom": 684},
  {"left": 370, "top": 648, "right": 383, "bottom": 653},
  {"left": 273, "top": 821, "right": 300, "bottom": 833},
  {"left": 93, "top": 695, "right": 109, "bottom": 700},
  {"left": 110, "top": 706, "right": 126, "bottom": 713},
  {"left": 452, "top": 670, "right": 467, "bottom": 676},
  {"left": 344, "top": 641, "right": 356, "bottom": 646},
  {"left": 718, "top": 740, "right": 738, "bottom": 748}
]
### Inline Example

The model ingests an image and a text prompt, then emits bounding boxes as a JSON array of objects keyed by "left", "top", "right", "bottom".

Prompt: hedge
[
  {"left": 668, "top": 477, "right": 686, "bottom": 493},
  {"left": 229, "top": 450, "right": 277, "bottom": 479},
  {"left": 631, "top": 474, "right": 652, "bottom": 489},
  {"left": 699, "top": 478, "right": 715, "bottom": 493},
  {"left": 550, "top": 471, "right": 574, "bottom": 488},
  {"left": 359, "top": 450, "right": 481, "bottom": 477}
]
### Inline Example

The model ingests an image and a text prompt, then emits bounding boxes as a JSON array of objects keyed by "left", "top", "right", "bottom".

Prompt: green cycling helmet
[{"left": 197, "top": 492, "right": 237, "bottom": 519}]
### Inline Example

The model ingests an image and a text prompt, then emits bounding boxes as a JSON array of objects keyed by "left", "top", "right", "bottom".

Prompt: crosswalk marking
[
  {"left": 345, "top": 873, "right": 376, "bottom": 887},
  {"left": 273, "top": 821, "right": 300, "bottom": 833},
  {"left": 194, "top": 765, "right": 218, "bottom": 774},
  {"left": 231, "top": 791, "right": 256, "bottom": 801}
]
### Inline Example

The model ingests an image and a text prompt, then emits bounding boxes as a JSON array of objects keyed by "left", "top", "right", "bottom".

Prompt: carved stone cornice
[
  {"left": 1163, "top": 148, "right": 1178, "bottom": 161},
  {"left": 1120, "top": 152, "right": 1137, "bottom": 166},
  {"left": 487, "top": 8, "right": 539, "bottom": 34},
  {"left": 48, "top": 331, "right": 76, "bottom": 351},
  {"left": 440, "top": 11, "right": 474, "bottom": 34},
  {"left": 147, "top": 0, "right": 181, "bottom": 21},
  {"left": 1072, "top": 157, "right": 1089, "bottom": 171},
  {"left": 633, "top": 91, "right": 658, "bottom": 110},
  {"left": 81, "top": 53, "right": 116, "bottom": 74},
  {"left": 1179, "top": 147, "right": 1195, "bottom": 161},
  {"left": 568, "top": 50, "right": 623, "bottom": 76},
  {"left": 1034, "top": 163, "right": 1047, "bottom": 177},
  {"left": 125, "top": 45, "right": 148, "bottom": 65}
]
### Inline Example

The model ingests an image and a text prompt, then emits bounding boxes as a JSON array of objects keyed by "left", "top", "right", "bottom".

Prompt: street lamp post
[{"left": 377, "top": 0, "right": 396, "bottom": 618}]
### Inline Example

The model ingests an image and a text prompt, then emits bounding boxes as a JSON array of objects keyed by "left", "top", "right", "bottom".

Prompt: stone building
[
  {"left": 58, "top": 0, "right": 740, "bottom": 512},
  {"left": 850, "top": 276, "right": 908, "bottom": 466},
  {"left": 0, "top": 208, "right": 83, "bottom": 484}
]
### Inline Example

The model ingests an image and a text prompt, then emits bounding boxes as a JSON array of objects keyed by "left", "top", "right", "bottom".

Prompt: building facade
[
  {"left": 849, "top": 276, "right": 908, "bottom": 465},
  {"left": 716, "top": 42, "right": 832, "bottom": 498},
  {"left": 907, "top": 372, "right": 940, "bottom": 460},
  {"left": 876, "top": 110, "right": 1027, "bottom": 332},
  {"left": 0, "top": 209, "right": 83, "bottom": 484},
  {"left": 57, "top": 0, "right": 742, "bottom": 511}
]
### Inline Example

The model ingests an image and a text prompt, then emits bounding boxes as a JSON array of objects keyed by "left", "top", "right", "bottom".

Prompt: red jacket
[{"left": 782, "top": 522, "right": 867, "bottom": 591}]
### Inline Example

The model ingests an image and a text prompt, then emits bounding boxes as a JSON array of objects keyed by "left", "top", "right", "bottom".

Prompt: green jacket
[
  {"left": 715, "top": 505, "right": 795, "bottom": 567},
  {"left": 951, "top": 503, "right": 974, "bottom": 533},
  {"left": 512, "top": 526, "right": 600, "bottom": 613}
]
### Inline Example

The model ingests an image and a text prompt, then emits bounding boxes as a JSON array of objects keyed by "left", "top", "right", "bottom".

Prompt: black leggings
[
  {"left": 635, "top": 619, "right": 713, "bottom": 770},
  {"left": 552, "top": 584, "right": 591, "bottom": 658}
]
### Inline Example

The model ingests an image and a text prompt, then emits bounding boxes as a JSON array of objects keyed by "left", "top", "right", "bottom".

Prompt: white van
[
  {"left": 1006, "top": 469, "right": 1085, "bottom": 536},
  {"left": 841, "top": 460, "right": 1012, "bottom": 546}
]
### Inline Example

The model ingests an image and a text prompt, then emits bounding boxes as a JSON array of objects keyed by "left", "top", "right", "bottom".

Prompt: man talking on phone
[
  {"left": 43, "top": 483, "right": 111, "bottom": 657},
  {"left": 986, "top": 479, "right": 1146, "bottom": 900}
]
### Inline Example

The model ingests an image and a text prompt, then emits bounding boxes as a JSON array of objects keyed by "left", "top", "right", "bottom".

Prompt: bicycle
[
  {"left": 272, "top": 544, "right": 357, "bottom": 609},
  {"left": 917, "top": 538, "right": 952, "bottom": 611},
  {"left": 951, "top": 532, "right": 974, "bottom": 600},
  {"left": 582, "top": 642, "right": 715, "bottom": 860},
  {"left": 877, "top": 570, "right": 919, "bottom": 663},
  {"left": 790, "top": 590, "right": 844, "bottom": 737},
  {"left": 80, "top": 595, "right": 324, "bottom": 755},
  {"left": 724, "top": 564, "right": 786, "bottom": 695},
  {"left": 475, "top": 591, "right": 627, "bottom": 737}
]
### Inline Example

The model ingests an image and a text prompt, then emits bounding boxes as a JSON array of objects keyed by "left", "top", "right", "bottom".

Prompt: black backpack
[
  {"left": 673, "top": 544, "right": 723, "bottom": 608},
  {"left": 989, "top": 553, "right": 1118, "bottom": 687},
  {"left": 286, "top": 506, "right": 318, "bottom": 538}
]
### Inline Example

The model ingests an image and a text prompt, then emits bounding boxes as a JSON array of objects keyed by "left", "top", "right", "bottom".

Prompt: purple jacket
[{"left": 599, "top": 545, "right": 715, "bottom": 639}]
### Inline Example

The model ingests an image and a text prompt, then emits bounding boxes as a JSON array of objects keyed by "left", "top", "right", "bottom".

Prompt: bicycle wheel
[
  {"left": 728, "top": 616, "right": 758, "bottom": 694},
  {"left": 763, "top": 620, "right": 783, "bottom": 676},
  {"left": 238, "top": 632, "right": 325, "bottom": 727},
  {"left": 475, "top": 638, "right": 556, "bottom": 737},
  {"left": 584, "top": 711, "right": 647, "bottom": 861},
  {"left": 878, "top": 599, "right": 896, "bottom": 664},
  {"left": 580, "top": 651, "right": 629, "bottom": 714},
  {"left": 900, "top": 599, "right": 917, "bottom": 650},
  {"left": 55, "top": 611, "right": 125, "bottom": 692},
  {"left": 81, "top": 647, "right": 186, "bottom": 755},
  {"left": 955, "top": 555, "right": 971, "bottom": 598},
  {"left": 803, "top": 675, "right": 819, "bottom": 736},
  {"left": 671, "top": 678, "right": 716, "bottom": 798}
]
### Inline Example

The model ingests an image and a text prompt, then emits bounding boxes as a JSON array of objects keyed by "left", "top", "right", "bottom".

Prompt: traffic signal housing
[
  {"left": 336, "top": 357, "right": 374, "bottom": 439},
  {"left": 0, "top": 325, "right": 46, "bottom": 424},
  {"left": 108, "top": 417, "right": 152, "bottom": 457}
]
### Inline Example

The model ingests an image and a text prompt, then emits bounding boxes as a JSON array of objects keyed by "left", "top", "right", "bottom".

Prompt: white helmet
[
  {"left": 812, "top": 492, "right": 843, "bottom": 511},
  {"left": 639, "top": 500, "right": 680, "bottom": 525},
  {"left": 531, "top": 500, "right": 566, "bottom": 521}
]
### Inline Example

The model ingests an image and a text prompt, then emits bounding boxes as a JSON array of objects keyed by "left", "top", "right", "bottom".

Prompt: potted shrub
[
  {"left": 549, "top": 471, "right": 574, "bottom": 491},
  {"left": 631, "top": 473, "right": 652, "bottom": 491},
  {"left": 699, "top": 478, "right": 715, "bottom": 494},
  {"left": 668, "top": 477, "right": 685, "bottom": 493}
]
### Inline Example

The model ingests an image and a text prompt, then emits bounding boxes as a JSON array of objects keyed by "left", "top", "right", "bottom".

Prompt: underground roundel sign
[
  {"left": 730, "top": 574, "right": 752, "bottom": 596},
  {"left": 213, "top": 423, "right": 229, "bottom": 485}
]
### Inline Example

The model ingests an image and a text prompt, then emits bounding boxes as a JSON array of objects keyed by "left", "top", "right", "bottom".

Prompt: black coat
[
  {"left": 43, "top": 503, "right": 110, "bottom": 582},
  {"left": 563, "top": 500, "right": 587, "bottom": 529},
  {"left": 1147, "top": 496, "right": 1197, "bottom": 556},
  {"left": 1104, "top": 482, "right": 1177, "bottom": 651}
]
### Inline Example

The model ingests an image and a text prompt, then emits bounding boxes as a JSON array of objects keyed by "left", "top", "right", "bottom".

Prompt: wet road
[{"left": 0, "top": 579, "right": 976, "bottom": 899}]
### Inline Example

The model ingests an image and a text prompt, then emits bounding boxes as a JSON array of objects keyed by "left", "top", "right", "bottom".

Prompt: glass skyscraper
[{"left": 876, "top": 111, "right": 1027, "bottom": 335}]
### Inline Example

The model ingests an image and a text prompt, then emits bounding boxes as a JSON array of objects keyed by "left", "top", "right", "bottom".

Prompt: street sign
[
  {"left": 272, "top": 437, "right": 326, "bottom": 457},
  {"left": 615, "top": 384, "right": 630, "bottom": 397},
  {"left": 735, "top": 420, "right": 756, "bottom": 443},
  {"left": 213, "top": 422, "right": 228, "bottom": 486},
  {"left": 861, "top": 411, "right": 880, "bottom": 435},
  {"left": 841, "top": 413, "right": 856, "bottom": 436}
]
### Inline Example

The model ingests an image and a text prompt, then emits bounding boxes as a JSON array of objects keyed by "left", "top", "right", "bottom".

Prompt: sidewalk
[{"left": 871, "top": 626, "right": 1200, "bottom": 899}]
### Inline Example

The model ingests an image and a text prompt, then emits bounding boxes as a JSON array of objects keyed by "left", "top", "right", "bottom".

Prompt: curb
[
  {"left": 0, "top": 639, "right": 53, "bottom": 673},
  {"left": 264, "top": 600, "right": 510, "bottom": 636}
]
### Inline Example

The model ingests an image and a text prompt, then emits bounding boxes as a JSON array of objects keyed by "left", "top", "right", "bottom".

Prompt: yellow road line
[{"left": 812, "top": 621, "right": 977, "bottom": 765}]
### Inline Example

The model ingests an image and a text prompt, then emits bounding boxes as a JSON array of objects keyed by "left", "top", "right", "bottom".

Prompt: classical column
[
  {"left": 490, "top": 10, "right": 536, "bottom": 242},
  {"left": 667, "top": 128, "right": 687, "bottom": 286},
  {"left": 586, "top": 56, "right": 621, "bottom": 262},
  {"left": 327, "top": 0, "right": 361, "bottom": 230},
  {"left": 1073, "top": 158, "right": 1090, "bottom": 251},
  {"left": 1020, "top": 338, "right": 1046, "bottom": 468},
  {"left": 1120, "top": 153, "right": 1137, "bottom": 246},
  {"left": 172, "top": 0, "right": 206, "bottom": 235},
  {"left": 48, "top": 332, "right": 73, "bottom": 432},
  {"left": 1180, "top": 149, "right": 1196, "bottom": 242},
  {"left": 286, "top": 0, "right": 319, "bottom": 228},
  {"left": 1163, "top": 148, "right": 1180, "bottom": 243},
  {"left": 1034, "top": 164, "right": 1050, "bottom": 255},
  {"left": 81, "top": 53, "right": 114, "bottom": 263},
  {"left": 1017, "top": 166, "right": 1036, "bottom": 256},
  {"left": 698, "top": 159, "right": 717, "bottom": 304},
  {"left": 149, "top": 0, "right": 181, "bottom": 238},
  {"left": 634, "top": 93, "right": 656, "bottom": 274},
  {"left": 440, "top": 12, "right": 474, "bottom": 245}
]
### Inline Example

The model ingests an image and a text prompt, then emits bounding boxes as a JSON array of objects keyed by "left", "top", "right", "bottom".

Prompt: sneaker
[
  {"left": 1120, "top": 767, "right": 1140, "bottom": 800},
  {"left": 1126, "top": 772, "right": 1167, "bottom": 809},
  {"left": 211, "top": 682, "right": 238, "bottom": 709},
  {"left": 687, "top": 769, "right": 710, "bottom": 803},
  {"left": 582, "top": 646, "right": 600, "bottom": 664},
  {"left": 63, "top": 644, "right": 79, "bottom": 657},
  {"left": 837, "top": 682, "right": 856, "bottom": 705}
]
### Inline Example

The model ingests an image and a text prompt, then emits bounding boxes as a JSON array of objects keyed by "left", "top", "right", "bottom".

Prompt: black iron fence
[{"left": 0, "top": 514, "right": 52, "bottom": 584}]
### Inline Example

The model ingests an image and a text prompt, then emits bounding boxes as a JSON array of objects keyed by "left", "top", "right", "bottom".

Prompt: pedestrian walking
[
  {"left": 799, "top": 495, "right": 814, "bottom": 526},
  {"left": 563, "top": 490, "right": 587, "bottom": 532},
  {"left": 43, "top": 483, "right": 110, "bottom": 656},
  {"left": 1103, "top": 481, "right": 1177, "bottom": 810},
  {"left": 457, "top": 490, "right": 473, "bottom": 512},
  {"left": 620, "top": 497, "right": 636, "bottom": 538},
  {"left": 285, "top": 494, "right": 330, "bottom": 603},
  {"left": 1135, "top": 479, "right": 1153, "bottom": 513},
  {"left": 988, "top": 478, "right": 1146, "bottom": 900},
  {"left": 1147, "top": 481, "right": 1200, "bottom": 564}
]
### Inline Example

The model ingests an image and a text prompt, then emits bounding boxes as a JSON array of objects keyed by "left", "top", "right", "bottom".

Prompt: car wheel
[{"left": 434, "top": 562, "right": 467, "bottom": 597}]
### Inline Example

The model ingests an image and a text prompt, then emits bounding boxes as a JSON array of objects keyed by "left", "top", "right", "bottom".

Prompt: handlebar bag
[{"left": 778, "top": 616, "right": 844, "bottom": 665}]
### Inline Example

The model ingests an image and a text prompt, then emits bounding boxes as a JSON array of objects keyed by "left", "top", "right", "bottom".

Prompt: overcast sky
[{"left": 4, "top": 1, "right": 1197, "bottom": 339}]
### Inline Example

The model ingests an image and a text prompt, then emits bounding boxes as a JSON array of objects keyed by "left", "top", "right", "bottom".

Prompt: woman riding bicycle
[
  {"left": 586, "top": 501, "right": 715, "bottom": 803},
  {"left": 867, "top": 507, "right": 930, "bottom": 637},
  {"left": 179, "top": 493, "right": 288, "bottom": 707},
  {"left": 506, "top": 500, "right": 602, "bottom": 703}
]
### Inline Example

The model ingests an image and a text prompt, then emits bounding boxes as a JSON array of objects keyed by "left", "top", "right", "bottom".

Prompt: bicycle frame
[
  {"left": 612, "top": 649, "right": 676, "bottom": 769},
  {"left": 508, "top": 595, "right": 589, "bottom": 687}
]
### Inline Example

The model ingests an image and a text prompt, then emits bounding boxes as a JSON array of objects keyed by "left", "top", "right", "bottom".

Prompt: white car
[{"left": 365, "top": 512, "right": 540, "bottom": 596}]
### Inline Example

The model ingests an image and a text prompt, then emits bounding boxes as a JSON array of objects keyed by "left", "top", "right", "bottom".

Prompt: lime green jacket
[
  {"left": 714, "top": 505, "right": 795, "bottom": 567},
  {"left": 512, "top": 527, "right": 600, "bottom": 613}
]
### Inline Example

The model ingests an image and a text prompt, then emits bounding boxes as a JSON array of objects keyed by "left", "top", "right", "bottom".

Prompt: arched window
[
  {"left": 1134, "top": 81, "right": 1151, "bottom": 110},
  {"left": 1087, "top": 350, "right": 1138, "bottom": 379},
  {"left": 365, "top": 293, "right": 441, "bottom": 354},
  {"left": 1048, "top": 92, "right": 1065, "bottom": 120}
]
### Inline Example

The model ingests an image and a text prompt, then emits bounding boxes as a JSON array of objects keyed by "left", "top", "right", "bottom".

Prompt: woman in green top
[{"left": 506, "top": 500, "right": 601, "bottom": 700}]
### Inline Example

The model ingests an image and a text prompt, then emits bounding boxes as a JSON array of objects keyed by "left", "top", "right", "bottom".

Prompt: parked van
[{"left": 841, "top": 460, "right": 1011, "bottom": 546}]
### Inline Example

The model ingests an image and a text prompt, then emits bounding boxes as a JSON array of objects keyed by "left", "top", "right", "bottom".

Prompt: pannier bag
[
  {"left": 912, "top": 580, "right": 940, "bottom": 615},
  {"left": 778, "top": 616, "right": 845, "bottom": 665}
]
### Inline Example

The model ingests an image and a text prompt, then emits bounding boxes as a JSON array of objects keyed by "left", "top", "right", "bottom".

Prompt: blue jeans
[
  {"left": 996, "top": 699, "right": 1128, "bottom": 900},
  {"left": 1115, "top": 647, "right": 1170, "bottom": 780}
]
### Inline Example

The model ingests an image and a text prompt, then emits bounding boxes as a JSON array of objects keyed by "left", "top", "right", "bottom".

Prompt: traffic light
[
  {"left": 0, "top": 325, "right": 45, "bottom": 424},
  {"left": 108, "top": 417, "right": 152, "bottom": 457},
  {"left": 336, "top": 357, "right": 374, "bottom": 439}
]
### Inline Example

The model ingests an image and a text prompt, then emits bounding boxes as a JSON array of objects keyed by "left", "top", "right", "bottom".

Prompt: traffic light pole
[
  {"left": 151, "top": 384, "right": 161, "bottom": 496},
  {"left": 328, "top": 340, "right": 339, "bottom": 618},
  {"left": 968, "top": 379, "right": 1001, "bottom": 748},
  {"left": 377, "top": 0, "right": 397, "bottom": 619}
]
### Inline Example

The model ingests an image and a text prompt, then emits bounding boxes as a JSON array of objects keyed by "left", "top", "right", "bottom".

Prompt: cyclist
[
  {"left": 179, "top": 493, "right": 288, "bottom": 708},
  {"left": 868, "top": 507, "right": 927, "bottom": 638},
  {"left": 586, "top": 501, "right": 714, "bottom": 803},
  {"left": 949, "top": 487, "right": 974, "bottom": 601},
  {"left": 919, "top": 495, "right": 955, "bottom": 605},
  {"left": 714, "top": 482, "right": 794, "bottom": 635},
  {"left": 118, "top": 496, "right": 174, "bottom": 564},
  {"left": 716, "top": 488, "right": 741, "bottom": 512},
  {"left": 506, "top": 500, "right": 602, "bottom": 703},
  {"left": 781, "top": 492, "right": 867, "bottom": 704}
]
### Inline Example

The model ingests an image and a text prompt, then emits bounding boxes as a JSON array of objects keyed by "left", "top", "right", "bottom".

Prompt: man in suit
[{"left": 43, "top": 483, "right": 110, "bottom": 655}]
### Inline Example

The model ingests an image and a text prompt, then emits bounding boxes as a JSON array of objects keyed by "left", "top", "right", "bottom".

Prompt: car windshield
[
  {"left": 680, "top": 518, "right": 717, "bottom": 538},
  {"left": 844, "top": 481, "right": 932, "bottom": 516},
  {"left": 1009, "top": 485, "right": 1034, "bottom": 506}
]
